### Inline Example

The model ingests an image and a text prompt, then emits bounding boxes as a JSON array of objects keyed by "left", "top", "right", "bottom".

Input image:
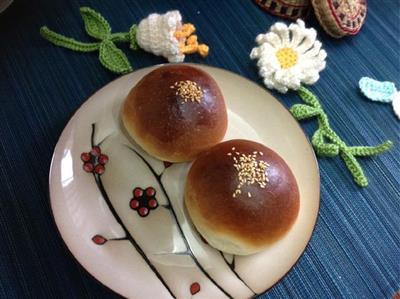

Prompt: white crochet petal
[
  {"left": 255, "top": 33, "right": 268, "bottom": 45},
  {"left": 274, "top": 69, "right": 291, "bottom": 86},
  {"left": 289, "top": 27, "right": 302, "bottom": 48},
  {"left": 317, "top": 49, "right": 327, "bottom": 63},
  {"left": 283, "top": 70, "right": 301, "bottom": 90},
  {"left": 259, "top": 66, "right": 274, "bottom": 78},
  {"left": 298, "top": 52, "right": 326, "bottom": 72},
  {"left": 270, "top": 22, "right": 290, "bottom": 46},
  {"left": 262, "top": 76, "right": 276, "bottom": 90},
  {"left": 259, "top": 42, "right": 276, "bottom": 54},
  {"left": 296, "top": 19, "right": 306, "bottom": 29},
  {"left": 302, "top": 41, "right": 322, "bottom": 59},
  {"left": 136, "top": 10, "right": 184, "bottom": 62},
  {"left": 289, "top": 19, "right": 306, "bottom": 48},
  {"left": 264, "top": 32, "right": 282, "bottom": 48},
  {"left": 295, "top": 28, "right": 317, "bottom": 53},
  {"left": 274, "top": 68, "right": 301, "bottom": 91},
  {"left": 273, "top": 80, "right": 289, "bottom": 93},
  {"left": 257, "top": 53, "right": 280, "bottom": 70},
  {"left": 301, "top": 70, "right": 320, "bottom": 85},
  {"left": 250, "top": 47, "right": 261, "bottom": 59}
]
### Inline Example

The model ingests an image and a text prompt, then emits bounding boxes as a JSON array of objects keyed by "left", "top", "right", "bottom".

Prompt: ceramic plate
[{"left": 49, "top": 64, "right": 320, "bottom": 299}]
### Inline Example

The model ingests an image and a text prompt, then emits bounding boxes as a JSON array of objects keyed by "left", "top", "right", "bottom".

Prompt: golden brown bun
[
  {"left": 122, "top": 64, "right": 228, "bottom": 162},
  {"left": 185, "top": 139, "right": 300, "bottom": 255}
]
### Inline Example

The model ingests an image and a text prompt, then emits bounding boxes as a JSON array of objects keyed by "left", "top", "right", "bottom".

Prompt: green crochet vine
[
  {"left": 290, "top": 86, "right": 393, "bottom": 187},
  {"left": 40, "top": 7, "right": 138, "bottom": 74}
]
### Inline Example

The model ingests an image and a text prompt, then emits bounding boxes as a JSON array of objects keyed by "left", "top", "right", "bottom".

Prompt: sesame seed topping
[
  {"left": 170, "top": 80, "right": 203, "bottom": 103},
  {"left": 228, "top": 149, "right": 269, "bottom": 198}
]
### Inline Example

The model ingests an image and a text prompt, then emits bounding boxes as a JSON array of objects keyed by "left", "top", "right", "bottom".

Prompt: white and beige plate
[{"left": 49, "top": 64, "right": 320, "bottom": 299}]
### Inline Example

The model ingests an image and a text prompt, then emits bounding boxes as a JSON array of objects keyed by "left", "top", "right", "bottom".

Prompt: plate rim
[{"left": 48, "top": 62, "right": 321, "bottom": 298}]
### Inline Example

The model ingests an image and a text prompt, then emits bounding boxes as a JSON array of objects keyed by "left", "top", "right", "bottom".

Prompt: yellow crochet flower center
[{"left": 276, "top": 47, "right": 298, "bottom": 69}]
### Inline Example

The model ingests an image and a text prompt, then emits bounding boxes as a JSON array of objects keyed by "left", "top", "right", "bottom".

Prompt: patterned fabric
[
  {"left": 0, "top": 0, "right": 398, "bottom": 298},
  {"left": 254, "top": 0, "right": 311, "bottom": 20},
  {"left": 312, "top": 0, "right": 367, "bottom": 38}
]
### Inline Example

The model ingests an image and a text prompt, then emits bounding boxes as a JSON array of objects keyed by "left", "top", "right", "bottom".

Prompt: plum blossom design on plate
[
  {"left": 81, "top": 123, "right": 259, "bottom": 298},
  {"left": 81, "top": 146, "right": 109, "bottom": 174},
  {"left": 129, "top": 187, "right": 159, "bottom": 217}
]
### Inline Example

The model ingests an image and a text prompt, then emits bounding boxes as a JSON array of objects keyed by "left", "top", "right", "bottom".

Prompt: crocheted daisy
[
  {"left": 250, "top": 19, "right": 327, "bottom": 93},
  {"left": 250, "top": 19, "right": 392, "bottom": 187}
]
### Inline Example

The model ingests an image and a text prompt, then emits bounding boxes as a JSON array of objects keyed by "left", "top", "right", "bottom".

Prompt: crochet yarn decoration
[
  {"left": 40, "top": 8, "right": 209, "bottom": 74},
  {"left": 250, "top": 19, "right": 393, "bottom": 187},
  {"left": 359, "top": 77, "right": 400, "bottom": 120}
]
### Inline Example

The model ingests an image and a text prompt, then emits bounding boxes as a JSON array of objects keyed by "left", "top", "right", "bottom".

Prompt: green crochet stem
[
  {"left": 40, "top": 7, "right": 139, "bottom": 74},
  {"left": 290, "top": 86, "right": 393, "bottom": 187}
]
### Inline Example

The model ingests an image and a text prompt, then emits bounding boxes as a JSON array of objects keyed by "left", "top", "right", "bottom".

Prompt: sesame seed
[
  {"left": 170, "top": 80, "right": 203, "bottom": 103},
  {"left": 228, "top": 149, "right": 270, "bottom": 198}
]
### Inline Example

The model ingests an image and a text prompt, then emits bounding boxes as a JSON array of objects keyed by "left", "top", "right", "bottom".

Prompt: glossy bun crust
[
  {"left": 185, "top": 139, "right": 300, "bottom": 255},
  {"left": 122, "top": 65, "right": 227, "bottom": 162}
]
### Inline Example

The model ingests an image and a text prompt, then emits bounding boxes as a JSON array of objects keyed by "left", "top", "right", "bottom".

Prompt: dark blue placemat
[{"left": 0, "top": 0, "right": 399, "bottom": 298}]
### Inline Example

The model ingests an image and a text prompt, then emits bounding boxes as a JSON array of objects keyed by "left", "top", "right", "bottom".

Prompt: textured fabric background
[{"left": 0, "top": 0, "right": 399, "bottom": 298}]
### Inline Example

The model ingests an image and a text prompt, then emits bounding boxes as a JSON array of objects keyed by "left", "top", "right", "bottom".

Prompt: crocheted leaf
[
  {"left": 311, "top": 129, "right": 339, "bottom": 157},
  {"left": 359, "top": 77, "right": 396, "bottom": 103},
  {"left": 80, "top": 7, "right": 111, "bottom": 40},
  {"left": 290, "top": 104, "right": 320, "bottom": 120},
  {"left": 99, "top": 40, "right": 132, "bottom": 74}
]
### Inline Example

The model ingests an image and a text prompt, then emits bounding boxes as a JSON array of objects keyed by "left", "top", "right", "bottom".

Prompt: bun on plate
[
  {"left": 122, "top": 64, "right": 227, "bottom": 162},
  {"left": 185, "top": 139, "right": 300, "bottom": 255}
]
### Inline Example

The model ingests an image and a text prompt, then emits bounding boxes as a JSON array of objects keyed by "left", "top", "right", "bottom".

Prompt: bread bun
[
  {"left": 122, "top": 64, "right": 227, "bottom": 162},
  {"left": 185, "top": 139, "right": 300, "bottom": 255}
]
